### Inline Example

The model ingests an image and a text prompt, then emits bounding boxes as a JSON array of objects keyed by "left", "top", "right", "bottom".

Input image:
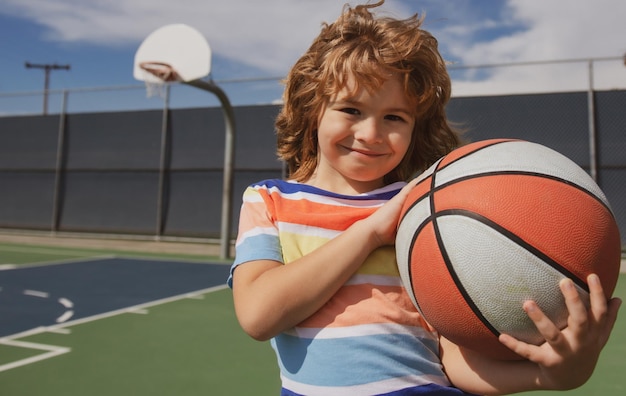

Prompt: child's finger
[
  {"left": 586, "top": 274, "right": 608, "bottom": 324},
  {"left": 499, "top": 300, "right": 565, "bottom": 361},
  {"left": 587, "top": 273, "right": 622, "bottom": 347},
  {"left": 498, "top": 332, "right": 539, "bottom": 360},
  {"left": 559, "top": 278, "right": 588, "bottom": 334},
  {"left": 525, "top": 300, "right": 567, "bottom": 347}
]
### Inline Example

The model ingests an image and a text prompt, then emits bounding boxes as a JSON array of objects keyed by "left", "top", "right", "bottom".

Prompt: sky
[{"left": 1, "top": 0, "right": 626, "bottom": 112}]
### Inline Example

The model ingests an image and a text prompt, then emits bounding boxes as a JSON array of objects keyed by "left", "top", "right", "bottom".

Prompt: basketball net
[{"left": 139, "top": 62, "right": 181, "bottom": 99}]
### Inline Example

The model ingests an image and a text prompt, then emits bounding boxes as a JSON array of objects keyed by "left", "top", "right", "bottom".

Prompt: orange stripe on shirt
[{"left": 297, "top": 283, "right": 432, "bottom": 330}]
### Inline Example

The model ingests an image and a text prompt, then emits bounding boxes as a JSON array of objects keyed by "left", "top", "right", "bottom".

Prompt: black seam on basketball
[
  {"left": 437, "top": 209, "right": 589, "bottom": 292},
  {"left": 435, "top": 139, "right": 518, "bottom": 172},
  {"left": 398, "top": 157, "right": 445, "bottom": 225},
  {"left": 430, "top": 160, "right": 503, "bottom": 338},
  {"left": 428, "top": 171, "right": 614, "bottom": 217},
  {"left": 403, "top": 158, "right": 444, "bottom": 317},
  {"left": 405, "top": 163, "right": 443, "bottom": 316},
  {"left": 432, "top": 219, "right": 502, "bottom": 337},
  {"left": 406, "top": 218, "right": 431, "bottom": 316}
]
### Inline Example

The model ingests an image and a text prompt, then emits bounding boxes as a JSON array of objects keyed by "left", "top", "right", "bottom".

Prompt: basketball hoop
[
  {"left": 133, "top": 24, "right": 234, "bottom": 260},
  {"left": 139, "top": 61, "right": 181, "bottom": 98},
  {"left": 134, "top": 24, "right": 211, "bottom": 98}
]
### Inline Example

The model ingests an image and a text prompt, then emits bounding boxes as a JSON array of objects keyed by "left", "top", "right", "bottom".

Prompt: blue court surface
[{"left": 0, "top": 257, "right": 231, "bottom": 337}]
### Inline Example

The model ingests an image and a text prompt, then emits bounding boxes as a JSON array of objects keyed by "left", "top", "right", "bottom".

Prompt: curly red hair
[{"left": 275, "top": 0, "right": 462, "bottom": 183}]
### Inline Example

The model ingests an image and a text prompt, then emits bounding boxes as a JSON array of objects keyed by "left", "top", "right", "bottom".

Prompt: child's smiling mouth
[{"left": 343, "top": 146, "right": 386, "bottom": 157}]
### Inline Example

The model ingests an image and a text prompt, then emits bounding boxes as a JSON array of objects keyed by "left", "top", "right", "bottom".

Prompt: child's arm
[
  {"left": 441, "top": 274, "right": 622, "bottom": 395},
  {"left": 232, "top": 180, "right": 419, "bottom": 341}
]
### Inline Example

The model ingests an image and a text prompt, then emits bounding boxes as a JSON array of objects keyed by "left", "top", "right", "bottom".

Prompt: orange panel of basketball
[{"left": 396, "top": 139, "right": 621, "bottom": 360}]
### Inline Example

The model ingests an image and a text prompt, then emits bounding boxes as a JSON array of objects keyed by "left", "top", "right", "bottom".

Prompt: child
[{"left": 228, "top": 1, "right": 621, "bottom": 395}]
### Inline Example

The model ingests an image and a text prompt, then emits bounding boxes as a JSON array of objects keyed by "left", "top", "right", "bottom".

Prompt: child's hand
[
  {"left": 499, "top": 273, "right": 622, "bottom": 390},
  {"left": 363, "top": 178, "right": 419, "bottom": 247}
]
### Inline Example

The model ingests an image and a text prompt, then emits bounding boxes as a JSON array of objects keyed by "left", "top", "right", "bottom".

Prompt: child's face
[{"left": 308, "top": 74, "right": 415, "bottom": 194}]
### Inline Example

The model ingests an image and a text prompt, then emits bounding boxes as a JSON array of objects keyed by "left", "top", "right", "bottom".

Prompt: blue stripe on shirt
[
  {"left": 228, "top": 233, "right": 283, "bottom": 287},
  {"left": 272, "top": 331, "right": 444, "bottom": 387}
]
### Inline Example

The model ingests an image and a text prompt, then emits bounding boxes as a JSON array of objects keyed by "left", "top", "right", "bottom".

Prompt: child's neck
[{"left": 303, "top": 173, "right": 385, "bottom": 195}]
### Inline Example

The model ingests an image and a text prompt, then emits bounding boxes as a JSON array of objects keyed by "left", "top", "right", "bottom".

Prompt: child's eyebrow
[
  {"left": 330, "top": 97, "right": 358, "bottom": 106},
  {"left": 330, "top": 97, "right": 413, "bottom": 115}
]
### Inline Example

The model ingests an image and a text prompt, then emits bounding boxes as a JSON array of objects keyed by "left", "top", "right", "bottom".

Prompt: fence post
[
  {"left": 587, "top": 59, "right": 598, "bottom": 183},
  {"left": 51, "top": 90, "right": 69, "bottom": 233}
]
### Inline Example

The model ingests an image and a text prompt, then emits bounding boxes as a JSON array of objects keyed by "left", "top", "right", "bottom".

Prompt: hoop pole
[
  {"left": 185, "top": 79, "right": 235, "bottom": 259},
  {"left": 155, "top": 84, "right": 171, "bottom": 239}
]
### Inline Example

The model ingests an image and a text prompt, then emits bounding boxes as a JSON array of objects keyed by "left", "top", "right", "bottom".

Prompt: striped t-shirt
[{"left": 229, "top": 179, "right": 469, "bottom": 396}]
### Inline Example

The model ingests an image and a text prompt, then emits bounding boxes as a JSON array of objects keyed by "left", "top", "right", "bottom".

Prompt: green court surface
[
  {"left": 1, "top": 289, "right": 280, "bottom": 395},
  {"left": 0, "top": 242, "right": 624, "bottom": 395},
  {"left": 0, "top": 242, "right": 280, "bottom": 395}
]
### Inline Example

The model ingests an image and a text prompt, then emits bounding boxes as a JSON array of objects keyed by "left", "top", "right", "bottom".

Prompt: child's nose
[{"left": 355, "top": 118, "right": 383, "bottom": 143}]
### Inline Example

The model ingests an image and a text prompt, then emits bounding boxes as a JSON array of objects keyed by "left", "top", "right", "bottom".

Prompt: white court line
[
  {"left": 0, "top": 339, "right": 71, "bottom": 373},
  {"left": 23, "top": 290, "right": 49, "bottom": 298},
  {"left": 47, "top": 328, "right": 71, "bottom": 335},
  {"left": 0, "top": 284, "right": 229, "bottom": 373},
  {"left": 0, "top": 244, "right": 105, "bottom": 257},
  {"left": 58, "top": 298, "right": 74, "bottom": 309},
  {"left": 56, "top": 310, "right": 74, "bottom": 323},
  {"left": 0, "top": 254, "right": 118, "bottom": 270},
  {"left": 127, "top": 308, "right": 149, "bottom": 315}
]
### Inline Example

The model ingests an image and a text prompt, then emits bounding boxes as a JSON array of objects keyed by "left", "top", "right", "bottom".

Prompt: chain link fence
[{"left": 0, "top": 58, "right": 624, "bottom": 248}]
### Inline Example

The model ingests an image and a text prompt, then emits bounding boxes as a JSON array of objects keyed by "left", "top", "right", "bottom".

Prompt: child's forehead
[
  {"left": 328, "top": 74, "right": 413, "bottom": 109},
  {"left": 328, "top": 70, "right": 404, "bottom": 97}
]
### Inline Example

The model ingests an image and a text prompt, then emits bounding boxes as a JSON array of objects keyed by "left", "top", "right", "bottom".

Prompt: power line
[{"left": 25, "top": 62, "right": 71, "bottom": 115}]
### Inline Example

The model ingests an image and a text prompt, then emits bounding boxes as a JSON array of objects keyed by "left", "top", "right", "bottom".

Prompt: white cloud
[
  {"left": 1, "top": 0, "right": 410, "bottom": 75},
  {"left": 2, "top": 0, "right": 625, "bottom": 96},
  {"left": 440, "top": 0, "right": 626, "bottom": 95}
]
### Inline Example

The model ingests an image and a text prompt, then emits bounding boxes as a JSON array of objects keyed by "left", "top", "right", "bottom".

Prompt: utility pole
[{"left": 25, "top": 62, "right": 70, "bottom": 115}]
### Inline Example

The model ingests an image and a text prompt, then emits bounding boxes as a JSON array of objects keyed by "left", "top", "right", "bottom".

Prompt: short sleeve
[{"left": 227, "top": 185, "right": 284, "bottom": 288}]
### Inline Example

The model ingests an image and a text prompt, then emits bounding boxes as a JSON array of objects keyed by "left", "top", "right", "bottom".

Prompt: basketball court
[
  {"left": 0, "top": 238, "right": 624, "bottom": 395},
  {"left": 0, "top": 15, "right": 624, "bottom": 396}
]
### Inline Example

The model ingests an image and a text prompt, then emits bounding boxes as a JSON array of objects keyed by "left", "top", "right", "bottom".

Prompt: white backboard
[{"left": 133, "top": 24, "right": 211, "bottom": 83}]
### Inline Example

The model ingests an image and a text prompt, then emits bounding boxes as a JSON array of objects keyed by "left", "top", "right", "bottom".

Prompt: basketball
[{"left": 395, "top": 139, "right": 621, "bottom": 360}]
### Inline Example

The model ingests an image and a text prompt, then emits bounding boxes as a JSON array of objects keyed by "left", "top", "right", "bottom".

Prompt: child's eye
[
  {"left": 385, "top": 114, "right": 406, "bottom": 122},
  {"left": 340, "top": 107, "right": 360, "bottom": 115}
]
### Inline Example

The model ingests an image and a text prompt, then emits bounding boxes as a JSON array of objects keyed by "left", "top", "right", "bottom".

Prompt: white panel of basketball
[
  {"left": 433, "top": 141, "right": 609, "bottom": 208},
  {"left": 437, "top": 214, "right": 590, "bottom": 344}
]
